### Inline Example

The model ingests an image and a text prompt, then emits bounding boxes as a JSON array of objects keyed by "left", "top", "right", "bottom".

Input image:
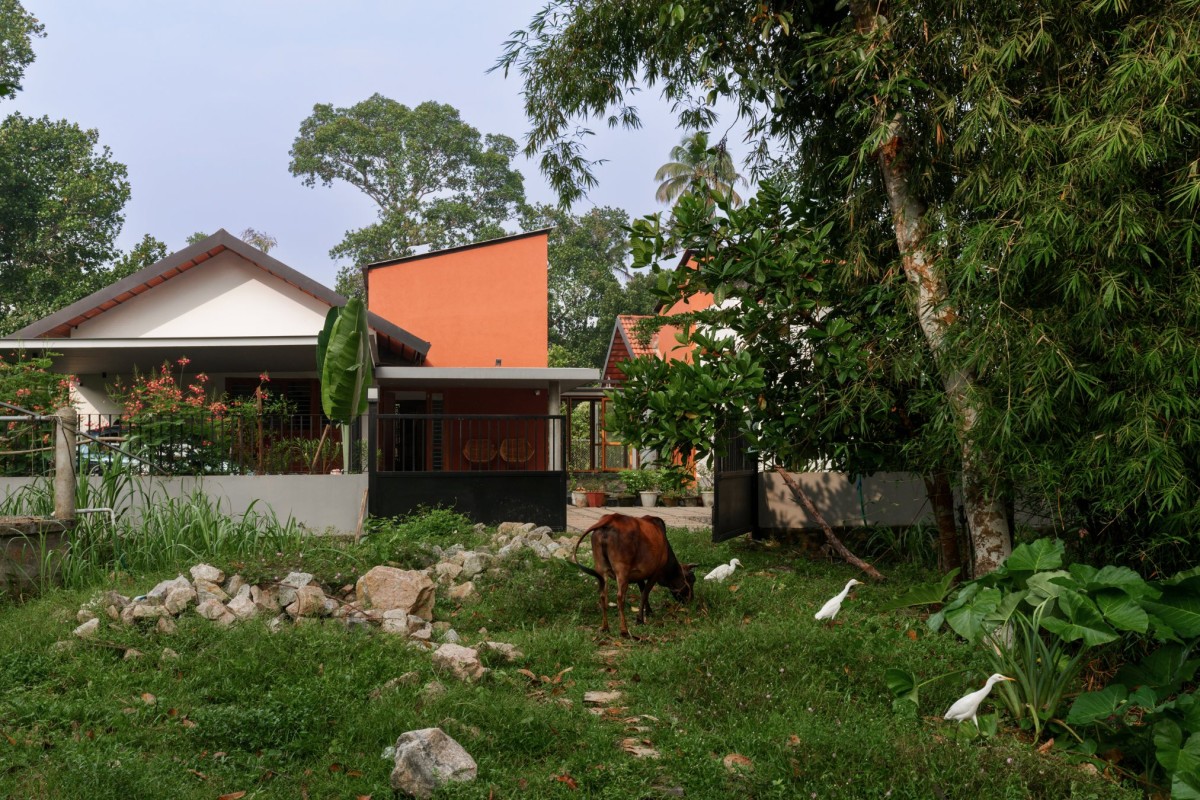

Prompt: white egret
[
  {"left": 814, "top": 578, "right": 862, "bottom": 622},
  {"left": 943, "top": 674, "right": 1015, "bottom": 727},
  {"left": 703, "top": 558, "right": 743, "bottom": 582}
]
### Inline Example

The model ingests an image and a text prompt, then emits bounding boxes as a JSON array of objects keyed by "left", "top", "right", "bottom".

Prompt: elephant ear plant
[
  {"left": 315, "top": 298, "right": 374, "bottom": 473},
  {"left": 888, "top": 538, "right": 1200, "bottom": 794}
]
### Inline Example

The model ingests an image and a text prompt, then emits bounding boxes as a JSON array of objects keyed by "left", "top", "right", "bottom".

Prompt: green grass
[{"left": 0, "top": 518, "right": 1139, "bottom": 799}]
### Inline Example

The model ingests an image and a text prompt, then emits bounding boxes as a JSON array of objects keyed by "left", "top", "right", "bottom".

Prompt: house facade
[{"left": 2, "top": 229, "right": 597, "bottom": 529}]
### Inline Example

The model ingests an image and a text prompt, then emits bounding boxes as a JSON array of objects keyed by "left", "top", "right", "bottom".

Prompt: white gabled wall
[{"left": 71, "top": 251, "right": 330, "bottom": 339}]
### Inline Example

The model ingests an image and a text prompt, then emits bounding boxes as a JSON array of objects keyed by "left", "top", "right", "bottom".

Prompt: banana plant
[{"left": 315, "top": 298, "right": 374, "bottom": 472}]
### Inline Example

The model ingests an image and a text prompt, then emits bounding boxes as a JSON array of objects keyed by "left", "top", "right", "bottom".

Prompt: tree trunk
[
  {"left": 923, "top": 471, "right": 961, "bottom": 577},
  {"left": 773, "top": 466, "right": 885, "bottom": 581},
  {"left": 852, "top": 1, "right": 1011, "bottom": 576}
]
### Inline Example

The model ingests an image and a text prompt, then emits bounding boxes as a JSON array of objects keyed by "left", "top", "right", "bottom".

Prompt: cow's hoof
[{"left": 619, "top": 630, "right": 632, "bottom": 639}]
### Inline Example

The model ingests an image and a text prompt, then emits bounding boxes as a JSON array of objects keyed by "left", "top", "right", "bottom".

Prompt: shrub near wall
[{"left": 0, "top": 354, "right": 73, "bottom": 476}]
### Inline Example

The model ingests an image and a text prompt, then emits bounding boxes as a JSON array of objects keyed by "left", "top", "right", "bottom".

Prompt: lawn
[{"left": 0, "top": 514, "right": 1137, "bottom": 799}]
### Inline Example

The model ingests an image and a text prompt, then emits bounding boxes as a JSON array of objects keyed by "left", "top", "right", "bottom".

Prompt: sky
[{"left": 10, "top": 1, "right": 713, "bottom": 289}]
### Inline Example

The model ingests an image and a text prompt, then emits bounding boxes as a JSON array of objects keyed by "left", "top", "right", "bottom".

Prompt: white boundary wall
[{"left": 0, "top": 474, "right": 368, "bottom": 534}]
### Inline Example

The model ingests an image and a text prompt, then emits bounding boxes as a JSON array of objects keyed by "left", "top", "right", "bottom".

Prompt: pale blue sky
[{"left": 11, "top": 1, "right": 715, "bottom": 288}]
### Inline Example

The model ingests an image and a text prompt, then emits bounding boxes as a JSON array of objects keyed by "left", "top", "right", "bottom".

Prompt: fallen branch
[{"left": 773, "top": 465, "right": 885, "bottom": 582}]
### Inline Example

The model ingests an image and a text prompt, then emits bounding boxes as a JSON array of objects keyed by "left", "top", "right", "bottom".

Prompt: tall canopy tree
[
  {"left": 289, "top": 95, "right": 526, "bottom": 298},
  {"left": 498, "top": 1, "right": 1200, "bottom": 574},
  {"left": 520, "top": 203, "right": 656, "bottom": 368},
  {"left": 654, "top": 130, "right": 745, "bottom": 207},
  {"left": 0, "top": 0, "right": 42, "bottom": 100},
  {"left": 0, "top": 114, "right": 130, "bottom": 335}
]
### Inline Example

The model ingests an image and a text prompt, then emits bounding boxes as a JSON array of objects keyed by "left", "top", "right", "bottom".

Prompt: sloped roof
[
  {"left": 5, "top": 229, "right": 429, "bottom": 364},
  {"left": 616, "top": 315, "right": 658, "bottom": 357},
  {"left": 599, "top": 314, "right": 660, "bottom": 386},
  {"left": 362, "top": 228, "right": 554, "bottom": 271}
]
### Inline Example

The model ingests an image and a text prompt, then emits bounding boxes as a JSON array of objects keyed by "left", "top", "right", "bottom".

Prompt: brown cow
[{"left": 572, "top": 513, "right": 696, "bottom": 638}]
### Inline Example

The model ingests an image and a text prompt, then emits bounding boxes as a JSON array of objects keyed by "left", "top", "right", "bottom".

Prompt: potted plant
[
  {"left": 608, "top": 476, "right": 636, "bottom": 506},
  {"left": 581, "top": 475, "right": 608, "bottom": 508},
  {"left": 658, "top": 465, "right": 688, "bottom": 507},
  {"left": 569, "top": 473, "right": 587, "bottom": 507},
  {"left": 620, "top": 468, "right": 660, "bottom": 507}
]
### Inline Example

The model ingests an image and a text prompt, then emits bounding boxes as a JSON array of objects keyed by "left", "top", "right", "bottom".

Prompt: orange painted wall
[
  {"left": 656, "top": 290, "right": 714, "bottom": 363},
  {"left": 366, "top": 232, "right": 549, "bottom": 367}
]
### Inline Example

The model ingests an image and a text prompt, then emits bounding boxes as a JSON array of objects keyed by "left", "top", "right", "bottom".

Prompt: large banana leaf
[{"left": 318, "top": 298, "right": 373, "bottom": 424}]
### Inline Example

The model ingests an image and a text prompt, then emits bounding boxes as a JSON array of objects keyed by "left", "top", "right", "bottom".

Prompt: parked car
[{"left": 77, "top": 421, "right": 138, "bottom": 475}]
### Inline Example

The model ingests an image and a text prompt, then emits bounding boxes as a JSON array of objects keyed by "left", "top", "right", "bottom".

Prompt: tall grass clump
[
  {"left": 65, "top": 487, "right": 310, "bottom": 587},
  {"left": 2, "top": 471, "right": 322, "bottom": 591},
  {"left": 363, "top": 506, "right": 480, "bottom": 563}
]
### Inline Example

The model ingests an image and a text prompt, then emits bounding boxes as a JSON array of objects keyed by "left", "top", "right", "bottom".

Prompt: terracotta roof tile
[{"left": 617, "top": 314, "right": 657, "bottom": 357}]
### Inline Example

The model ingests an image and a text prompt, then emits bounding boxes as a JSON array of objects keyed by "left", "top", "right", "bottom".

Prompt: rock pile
[
  {"left": 69, "top": 520, "right": 564, "bottom": 660},
  {"left": 63, "top": 521, "right": 610, "bottom": 796}
]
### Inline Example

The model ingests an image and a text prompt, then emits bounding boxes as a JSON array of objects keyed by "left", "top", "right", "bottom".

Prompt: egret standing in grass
[
  {"left": 703, "top": 558, "right": 742, "bottom": 583},
  {"left": 814, "top": 578, "right": 862, "bottom": 623},
  {"left": 944, "top": 674, "right": 1015, "bottom": 728}
]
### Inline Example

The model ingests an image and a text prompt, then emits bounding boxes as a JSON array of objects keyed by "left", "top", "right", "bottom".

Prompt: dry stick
[
  {"left": 310, "top": 422, "right": 333, "bottom": 474},
  {"left": 354, "top": 488, "right": 368, "bottom": 544},
  {"left": 772, "top": 465, "right": 885, "bottom": 582}
]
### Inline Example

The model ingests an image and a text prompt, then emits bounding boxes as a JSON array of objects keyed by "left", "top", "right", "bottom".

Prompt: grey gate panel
[{"left": 712, "top": 430, "right": 757, "bottom": 542}]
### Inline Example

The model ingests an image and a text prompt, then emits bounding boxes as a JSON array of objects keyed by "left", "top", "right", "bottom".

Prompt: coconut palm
[{"left": 654, "top": 131, "right": 746, "bottom": 208}]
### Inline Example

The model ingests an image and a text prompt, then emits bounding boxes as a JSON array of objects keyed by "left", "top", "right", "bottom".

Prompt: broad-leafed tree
[
  {"left": 289, "top": 95, "right": 526, "bottom": 298},
  {"left": 498, "top": 1, "right": 1200, "bottom": 574}
]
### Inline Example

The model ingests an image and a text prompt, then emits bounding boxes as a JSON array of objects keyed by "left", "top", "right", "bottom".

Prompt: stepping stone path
[{"left": 581, "top": 645, "right": 663, "bottom": 759}]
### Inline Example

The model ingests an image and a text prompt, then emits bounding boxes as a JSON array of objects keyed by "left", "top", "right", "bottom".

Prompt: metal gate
[
  {"left": 712, "top": 430, "right": 758, "bottom": 542},
  {"left": 368, "top": 408, "right": 568, "bottom": 530}
]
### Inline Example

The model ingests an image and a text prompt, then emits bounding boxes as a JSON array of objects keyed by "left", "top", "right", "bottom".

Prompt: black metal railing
[
  {"left": 76, "top": 412, "right": 346, "bottom": 476},
  {"left": 373, "top": 414, "right": 566, "bottom": 474}
]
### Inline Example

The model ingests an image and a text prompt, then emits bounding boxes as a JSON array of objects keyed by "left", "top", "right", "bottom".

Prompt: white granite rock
[{"left": 389, "top": 728, "right": 478, "bottom": 798}]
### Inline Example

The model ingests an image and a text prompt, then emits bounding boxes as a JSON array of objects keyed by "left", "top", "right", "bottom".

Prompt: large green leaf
[
  {"left": 1040, "top": 590, "right": 1118, "bottom": 646},
  {"left": 319, "top": 298, "right": 374, "bottom": 423},
  {"left": 1159, "top": 719, "right": 1185, "bottom": 773},
  {"left": 885, "top": 667, "right": 919, "bottom": 709},
  {"left": 1095, "top": 590, "right": 1150, "bottom": 633},
  {"left": 316, "top": 305, "right": 338, "bottom": 375},
  {"left": 1116, "top": 645, "right": 1200, "bottom": 701},
  {"left": 1027, "top": 570, "right": 1073, "bottom": 600},
  {"left": 1069, "top": 563, "right": 1158, "bottom": 599},
  {"left": 945, "top": 587, "right": 1002, "bottom": 643},
  {"left": 1004, "top": 538, "right": 1064, "bottom": 574},
  {"left": 881, "top": 569, "right": 959, "bottom": 611},
  {"left": 1144, "top": 591, "right": 1200, "bottom": 639},
  {"left": 1152, "top": 721, "right": 1200, "bottom": 800},
  {"left": 1067, "top": 684, "right": 1128, "bottom": 725}
]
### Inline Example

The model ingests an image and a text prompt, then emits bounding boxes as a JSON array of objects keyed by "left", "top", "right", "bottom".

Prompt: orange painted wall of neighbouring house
[
  {"left": 366, "top": 232, "right": 549, "bottom": 368},
  {"left": 656, "top": 290, "right": 714, "bottom": 363}
]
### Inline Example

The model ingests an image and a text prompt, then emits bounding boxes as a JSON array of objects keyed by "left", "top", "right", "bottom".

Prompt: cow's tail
[{"left": 571, "top": 522, "right": 603, "bottom": 581}]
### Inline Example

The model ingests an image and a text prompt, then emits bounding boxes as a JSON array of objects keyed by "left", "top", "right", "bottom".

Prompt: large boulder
[
  {"left": 285, "top": 584, "right": 327, "bottom": 618},
  {"left": 163, "top": 586, "right": 197, "bottom": 616},
  {"left": 195, "top": 598, "right": 235, "bottom": 625},
  {"left": 431, "top": 643, "right": 487, "bottom": 682},
  {"left": 193, "top": 579, "right": 229, "bottom": 604},
  {"left": 146, "top": 574, "right": 191, "bottom": 601},
  {"left": 276, "top": 572, "right": 315, "bottom": 607},
  {"left": 389, "top": 728, "right": 477, "bottom": 798},
  {"left": 356, "top": 567, "right": 435, "bottom": 621},
  {"left": 121, "top": 598, "right": 169, "bottom": 625},
  {"left": 458, "top": 552, "right": 490, "bottom": 580},
  {"left": 189, "top": 563, "right": 225, "bottom": 584}
]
